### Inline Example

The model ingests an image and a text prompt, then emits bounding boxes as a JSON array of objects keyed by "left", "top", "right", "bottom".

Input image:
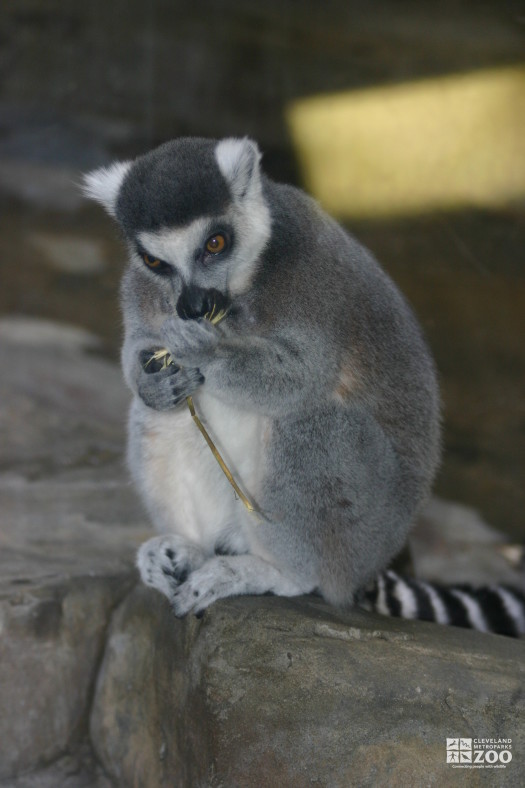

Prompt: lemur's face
[{"left": 83, "top": 137, "right": 271, "bottom": 318}]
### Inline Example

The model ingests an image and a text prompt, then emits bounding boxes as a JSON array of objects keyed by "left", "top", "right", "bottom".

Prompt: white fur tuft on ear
[
  {"left": 82, "top": 161, "right": 132, "bottom": 217},
  {"left": 215, "top": 138, "right": 262, "bottom": 201}
]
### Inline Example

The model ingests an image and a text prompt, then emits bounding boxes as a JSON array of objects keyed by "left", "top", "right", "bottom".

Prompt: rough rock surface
[
  {"left": 1, "top": 316, "right": 524, "bottom": 786},
  {"left": 91, "top": 590, "right": 525, "bottom": 787},
  {"left": 410, "top": 497, "right": 525, "bottom": 591},
  {"left": 0, "top": 318, "right": 146, "bottom": 784}
]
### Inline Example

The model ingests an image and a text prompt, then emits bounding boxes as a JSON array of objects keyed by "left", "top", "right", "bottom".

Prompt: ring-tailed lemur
[{"left": 84, "top": 137, "right": 525, "bottom": 637}]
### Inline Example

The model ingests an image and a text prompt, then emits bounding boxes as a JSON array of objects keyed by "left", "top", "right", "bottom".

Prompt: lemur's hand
[
  {"left": 161, "top": 317, "right": 220, "bottom": 365},
  {"left": 136, "top": 349, "right": 204, "bottom": 410}
]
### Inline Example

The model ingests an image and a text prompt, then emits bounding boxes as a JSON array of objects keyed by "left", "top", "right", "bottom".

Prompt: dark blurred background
[{"left": 0, "top": 0, "right": 524, "bottom": 538}]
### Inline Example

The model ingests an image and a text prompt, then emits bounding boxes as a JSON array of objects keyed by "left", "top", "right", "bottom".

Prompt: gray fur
[{"left": 84, "top": 136, "right": 440, "bottom": 616}]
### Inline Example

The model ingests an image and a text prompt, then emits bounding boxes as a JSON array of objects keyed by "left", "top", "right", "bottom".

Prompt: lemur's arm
[{"left": 160, "top": 316, "right": 339, "bottom": 415}]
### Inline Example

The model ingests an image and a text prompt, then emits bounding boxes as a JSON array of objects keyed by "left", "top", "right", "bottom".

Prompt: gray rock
[
  {"left": 0, "top": 159, "right": 86, "bottom": 212},
  {"left": 0, "top": 745, "right": 111, "bottom": 788},
  {"left": 91, "top": 590, "right": 525, "bottom": 787},
  {"left": 28, "top": 233, "right": 107, "bottom": 275},
  {"left": 0, "top": 573, "right": 133, "bottom": 780},
  {"left": 409, "top": 497, "right": 525, "bottom": 591},
  {"left": 0, "top": 316, "right": 128, "bottom": 480},
  {"left": 0, "top": 317, "right": 147, "bottom": 780}
]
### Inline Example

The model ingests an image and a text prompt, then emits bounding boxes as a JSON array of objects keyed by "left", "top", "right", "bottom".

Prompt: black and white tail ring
[{"left": 361, "top": 570, "right": 525, "bottom": 638}]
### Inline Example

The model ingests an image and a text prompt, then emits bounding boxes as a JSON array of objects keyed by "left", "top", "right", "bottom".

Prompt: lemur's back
[
  {"left": 259, "top": 176, "right": 440, "bottom": 464},
  {"left": 248, "top": 178, "right": 440, "bottom": 602}
]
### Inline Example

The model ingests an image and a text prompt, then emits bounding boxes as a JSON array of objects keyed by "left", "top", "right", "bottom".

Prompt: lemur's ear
[
  {"left": 82, "top": 161, "right": 132, "bottom": 217},
  {"left": 215, "top": 138, "right": 262, "bottom": 201}
]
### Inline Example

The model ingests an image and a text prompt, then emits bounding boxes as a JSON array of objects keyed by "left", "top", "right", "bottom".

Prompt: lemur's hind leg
[
  {"left": 138, "top": 536, "right": 312, "bottom": 616},
  {"left": 170, "top": 554, "right": 312, "bottom": 617}
]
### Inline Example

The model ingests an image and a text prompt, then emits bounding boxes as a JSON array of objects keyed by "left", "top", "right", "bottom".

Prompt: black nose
[{"left": 176, "top": 286, "right": 229, "bottom": 321}]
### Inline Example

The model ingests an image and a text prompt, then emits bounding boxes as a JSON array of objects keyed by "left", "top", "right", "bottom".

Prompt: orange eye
[
  {"left": 143, "top": 252, "right": 161, "bottom": 268},
  {"left": 205, "top": 233, "right": 227, "bottom": 255}
]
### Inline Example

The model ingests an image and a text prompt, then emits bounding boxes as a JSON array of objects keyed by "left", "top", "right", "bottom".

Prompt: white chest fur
[{"left": 132, "top": 391, "right": 269, "bottom": 551}]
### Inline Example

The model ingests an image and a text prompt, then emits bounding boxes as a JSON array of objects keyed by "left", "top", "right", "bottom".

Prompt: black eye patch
[{"left": 136, "top": 246, "right": 172, "bottom": 275}]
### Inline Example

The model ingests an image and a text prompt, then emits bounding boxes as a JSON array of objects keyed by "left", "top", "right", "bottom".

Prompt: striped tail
[{"left": 360, "top": 570, "right": 525, "bottom": 638}]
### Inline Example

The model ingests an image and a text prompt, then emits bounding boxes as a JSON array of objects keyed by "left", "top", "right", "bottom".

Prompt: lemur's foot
[
  {"left": 136, "top": 535, "right": 206, "bottom": 600},
  {"left": 170, "top": 554, "right": 308, "bottom": 618}
]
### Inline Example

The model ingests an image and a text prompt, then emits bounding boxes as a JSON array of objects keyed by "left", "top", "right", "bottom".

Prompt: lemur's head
[{"left": 83, "top": 137, "right": 271, "bottom": 318}]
